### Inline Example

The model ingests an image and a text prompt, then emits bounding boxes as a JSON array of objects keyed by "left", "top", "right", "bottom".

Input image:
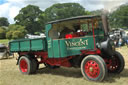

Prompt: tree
[
  {"left": 38, "top": 12, "right": 46, "bottom": 32},
  {"left": 91, "top": 9, "right": 103, "bottom": 15},
  {"left": 14, "top": 5, "right": 43, "bottom": 34},
  {"left": 44, "top": 3, "right": 88, "bottom": 22},
  {"left": 12, "top": 31, "right": 24, "bottom": 39},
  {"left": 0, "top": 17, "right": 9, "bottom": 26},
  {"left": 0, "top": 27, "right": 6, "bottom": 39},
  {"left": 109, "top": 4, "right": 128, "bottom": 28},
  {"left": 6, "top": 24, "right": 27, "bottom": 39},
  {"left": 6, "top": 31, "right": 13, "bottom": 40}
]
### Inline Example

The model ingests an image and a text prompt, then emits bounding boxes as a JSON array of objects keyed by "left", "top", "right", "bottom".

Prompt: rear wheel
[
  {"left": 31, "top": 59, "right": 38, "bottom": 73},
  {"left": 19, "top": 56, "right": 37, "bottom": 74},
  {"left": 81, "top": 55, "right": 107, "bottom": 81},
  {"left": 105, "top": 51, "right": 125, "bottom": 73}
]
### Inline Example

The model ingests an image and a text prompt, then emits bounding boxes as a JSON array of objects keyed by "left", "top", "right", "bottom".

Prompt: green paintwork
[
  {"left": 10, "top": 24, "right": 104, "bottom": 58},
  {"left": 10, "top": 42, "right": 19, "bottom": 52},
  {"left": 9, "top": 38, "right": 47, "bottom": 52},
  {"left": 53, "top": 40, "right": 60, "bottom": 58},
  {"left": 47, "top": 36, "right": 94, "bottom": 58},
  {"left": 9, "top": 15, "right": 106, "bottom": 59},
  {"left": 45, "top": 24, "right": 54, "bottom": 58},
  {"left": 94, "top": 29, "right": 105, "bottom": 43},
  {"left": 20, "top": 40, "right": 30, "bottom": 51},
  {"left": 9, "top": 25, "right": 103, "bottom": 58},
  {"left": 63, "top": 36, "right": 94, "bottom": 57},
  {"left": 31, "top": 39, "right": 46, "bottom": 51}
]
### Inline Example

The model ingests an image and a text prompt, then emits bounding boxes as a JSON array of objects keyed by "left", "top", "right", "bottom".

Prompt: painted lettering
[{"left": 65, "top": 39, "right": 88, "bottom": 47}]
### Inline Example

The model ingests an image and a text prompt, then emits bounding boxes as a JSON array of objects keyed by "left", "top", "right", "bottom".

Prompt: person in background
[
  {"left": 118, "top": 38, "right": 122, "bottom": 48},
  {"left": 126, "top": 39, "right": 128, "bottom": 47},
  {"left": 126, "top": 33, "right": 128, "bottom": 47},
  {"left": 114, "top": 40, "right": 117, "bottom": 47}
]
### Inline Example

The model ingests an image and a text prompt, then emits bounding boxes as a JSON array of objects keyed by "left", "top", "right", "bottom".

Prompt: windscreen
[{"left": 49, "top": 18, "right": 103, "bottom": 39}]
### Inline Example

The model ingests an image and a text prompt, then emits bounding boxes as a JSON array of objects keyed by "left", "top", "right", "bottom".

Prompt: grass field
[{"left": 0, "top": 46, "right": 128, "bottom": 85}]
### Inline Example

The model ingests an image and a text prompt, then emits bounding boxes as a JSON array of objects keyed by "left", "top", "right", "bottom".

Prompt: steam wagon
[{"left": 9, "top": 15, "right": 125, "bottom": 81}]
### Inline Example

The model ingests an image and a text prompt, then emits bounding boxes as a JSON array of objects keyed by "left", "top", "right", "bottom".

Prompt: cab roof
[{"left": 47, "top": 15, "right": 101, "bottom": 24}]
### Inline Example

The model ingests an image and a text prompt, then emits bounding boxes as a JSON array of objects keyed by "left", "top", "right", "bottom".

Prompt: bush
[
  {"left": 6, "top": 31, "right": 13, "bottom": 40},
  {"left": 34, "top": 32, "right": 40, "bottom": 35},
  {"left": 0, "top": 27, "right": 6, "bottom": 39},
  {"left": 12, "top": 31, "right": 24, "bottom": 39},
  {"left": 6, "top": 24, "right": 27, "bottom": 39}
]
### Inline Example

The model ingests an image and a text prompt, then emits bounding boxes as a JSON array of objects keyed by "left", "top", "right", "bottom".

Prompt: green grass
[
  {"left": 0, "top": 39, "right": 10, "bottom": 45},
  {"left": 0, "top": 46, "right": 128, "bottom": 85}
]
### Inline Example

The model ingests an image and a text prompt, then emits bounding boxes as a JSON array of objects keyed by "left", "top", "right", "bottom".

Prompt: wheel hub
[
  {"left": 85, "top": 60, "right": 100, "bottom": 78},
  {"left": 104, "top": 57, "right": 119, "bottom": 72},
  {"left": 20, "top": 59, "right": 28, "bottom": 72},
  {"left": 89, "top": 67, "right": 93, "bottom": 72}
]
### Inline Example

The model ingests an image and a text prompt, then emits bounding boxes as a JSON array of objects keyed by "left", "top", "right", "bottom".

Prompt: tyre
[
  {"left": 81, "top": 55, "right": 107, "bottom": 81},
  {"left": 19, "top": 56, "right": 37, "bottom": 74},
  {"left": 106, "top": 51, "right": 125, "bottom": 73},
  {"left": 31, "top": 59, "right": 38, "bottom": 73}
]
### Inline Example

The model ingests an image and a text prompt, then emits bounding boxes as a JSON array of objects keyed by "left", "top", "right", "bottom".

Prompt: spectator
[
  {"left": 114, "top": 40, "right": 117, "bottom": 47},
  {"left": 118, "top": 38, "right": 122, "bottom": 48},
  {"left": 126, "top": 39, "right": 128, "bottom": 47}
]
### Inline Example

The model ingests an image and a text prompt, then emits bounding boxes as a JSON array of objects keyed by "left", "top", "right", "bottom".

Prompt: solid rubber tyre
[
  {"left": 31, "top": 58, "right": 38, "bottom": 73},
  {"left": 81, "top": 55, "right": 108, "bottom": 81},
  {"left": 108, "top": 51, "right": 125, "bottom": 73}
]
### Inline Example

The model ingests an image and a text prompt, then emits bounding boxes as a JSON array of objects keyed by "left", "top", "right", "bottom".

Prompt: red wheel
[
  {"left": 105, "top": 51, "right": 125, "bottom": 73},
  {"left": 20, "top": 59, "right": 28, "bottom": 72},
  {"left": 19, "top": 56, "right": 37, "bottom": 74},
  {"left": 85, "top": 60, "right": 100, "bottom": 78},
  {"left": 81, "top": 55, "right": 107, "bottom": 81}
]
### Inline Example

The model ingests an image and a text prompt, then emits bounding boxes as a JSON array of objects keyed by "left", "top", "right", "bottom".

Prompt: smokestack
[{"left": 101, "top": 10, "right": 109, "bottom": 36}]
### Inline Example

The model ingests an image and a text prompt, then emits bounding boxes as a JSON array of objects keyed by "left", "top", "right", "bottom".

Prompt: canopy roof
[{"left": 48, "top": 15, "right": 101, "bottom": 24}]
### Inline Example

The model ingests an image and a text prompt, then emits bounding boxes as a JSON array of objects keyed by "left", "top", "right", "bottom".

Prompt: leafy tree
[
  {"left": 14, "top": 5, "right": 43, "bottom": 34},
  {"left": 91, "top": 9, "right": 103, "bottom": 15},
  {"left": 109, "top": 4, "right": 128, "bottom": 28},
  {"left": 0, "top": 27, "right": 6, "bottom": 39},
  {"left": 34, "top": 32, "right": 40, "bottom": 35},
  {"left": 38, "top": 12, "right": 46, "bottom": 32},
  {"left": 44, "top": 3, "right": 88, "bottom": 22},
  {"left": 6, "top": 31, "right": 13, "bottom": 40},
  {"left": 12, "top": 31, "right": 24, "bottom": 39},
  {"left": 6, "top": 24, "right": 27, "bottom": 39},
  {"left": 0, "top": 17, "right": 9, "bottom": 26}
]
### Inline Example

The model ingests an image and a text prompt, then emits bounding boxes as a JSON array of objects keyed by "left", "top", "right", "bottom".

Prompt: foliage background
[{"left": 0, "top": 3, "right": 128, "bottom": 39}]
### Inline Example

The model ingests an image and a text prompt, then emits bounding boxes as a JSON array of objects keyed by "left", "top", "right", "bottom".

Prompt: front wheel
[
  {"left": 105, "top": 51, "right": 125, "bottom": 73},
  {"left": 81, "top": 55, "right": 107, "bottom": 81}
]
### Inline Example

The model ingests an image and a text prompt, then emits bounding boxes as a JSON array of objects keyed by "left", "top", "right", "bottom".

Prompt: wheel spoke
[
  {"left": 20, "top": 59, "right": 28, "bottom": 72},
  {"left": 85, "top": 60, "right": 100, "bottom": 78}
]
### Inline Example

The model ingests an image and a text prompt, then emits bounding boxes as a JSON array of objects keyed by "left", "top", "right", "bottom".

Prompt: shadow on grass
[
  {"left": 103, "top": 68, "right": 128, "bottom": 83},
  {"left": 37, "top": 67, "right": 82, "bottom": 78},
  {"left": 37, "top": 66, "right": 128, "bottom": 83}
]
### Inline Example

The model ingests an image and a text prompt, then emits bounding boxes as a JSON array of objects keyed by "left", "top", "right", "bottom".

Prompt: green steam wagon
[{"left": 9, "top": 15, "right": 125, "bottom": 81}]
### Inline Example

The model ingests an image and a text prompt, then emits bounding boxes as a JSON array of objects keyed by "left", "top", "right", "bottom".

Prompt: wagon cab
[{"left": 46, "top": 15, "right": 106, "bottom": 58}]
